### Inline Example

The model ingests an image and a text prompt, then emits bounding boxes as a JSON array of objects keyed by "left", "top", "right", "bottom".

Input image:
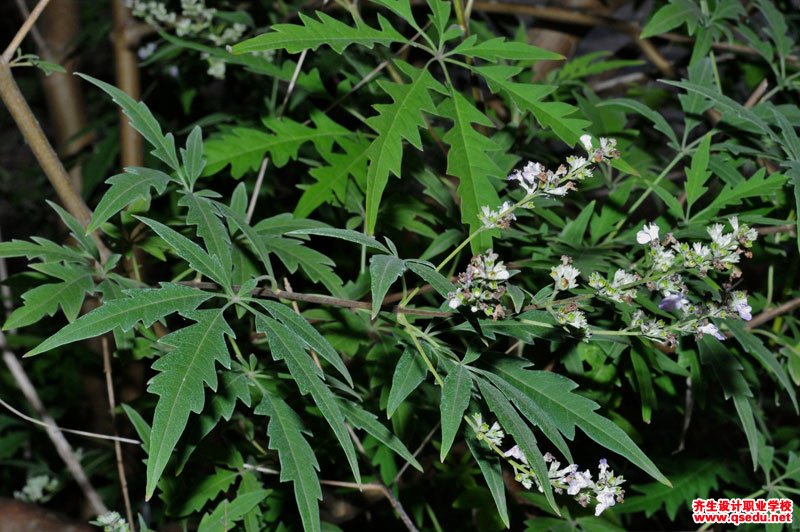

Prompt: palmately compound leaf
[
  {"left": 494, "top": 359, "right": 670, "bottom": 486},
  {"left": 203, "top": 112, "right": 350, "bottom": 178},
  {"left": 136, "top": 216, "right": 231, "bottom": 289},
  {"left": 439, "top": 363, "right": 473, "bottom": 461},
  {"left": 232, "top": 11, "right": 405, "bottom": 54},
  {"left": 77, "top": 73, "right": 181, "bottom": 172},
  {"left": 364, "top": 61, "right": 444, "bottom": 235},
  {"left": 438, "top": 89, "right": 504, "bottom": 252},
  {"left": 145, "top": 308, "right": 234, "bottom": 500},
  {"left": 256, "top": 299, "right": 353, "bottom": 387},
  {"left": 26, "top": 283, "right": 214, "bottom": 356},
  {"left": 476, "top": 65, "right": 589, "bottom": 145},
  {"left": 87, "top": 167, "right": 172, "bottom": 233},
  {"left": 369, "top": 254, "right": 406, "bottom": 318},
  {"left": 257, "top": 316, "right": 361, "bottom": 485},
  {"left": 3, "top": 263, "right": 93, "bottom": 330},
  {"left": 255, "top": 389, "right": 322, "bottom": 532}
]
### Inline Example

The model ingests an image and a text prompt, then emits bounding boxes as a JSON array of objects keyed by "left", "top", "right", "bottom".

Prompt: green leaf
[
  {"left": 204, "top": 113, "right": 350, "bottom": 177},
  {"left": 479, "top": 371, "right": 572, "bottom": 462},
  {"left": 47, "top": 201, "right": 96, "bottom": 256},
  {"left": 439, "top": 364, "right": 472, "bottom": 461},
  {"left": 495, "top": 359, "right": 670, "bottom": 485},
  {"left": 287, "top": 227, "right": 390, "bottom": 254},
  {"left": 232, "top": 11, "right": 405, "bottom": 54},
  {"left": 137, "top": 216, "right": 231, "bottom": 288},
  {"left": 640, "top": 3, "right": 689, "bottom": 38},
  {"left": 452, "top": 36, "right": 563, "bottom": 61},
  {"left": 560, "top": 200, "right": 595, "bottom": 246},
  {"left": 26, "top": 283, "right": 214, "bottom": 356},
  {"left": 121, "top": 404, "right": 151, "bottom": 452},
  {"left": 87, "top": 168, "right": 172, "bottom": 233},
  {"left": 387, "top": 349, "right": 428, "bottom": 418},
  {"left": 145, "top": 308, "right": 233, "bottom": 500},
  {"left": 369, "top": 255, "right": 406, "bottom": 318},
  {"left": 618, "top": 460, "right": 734, "bottom": 519},
  {"left": 438, "top": 89, "right": 503, "bottom": 252},
  {"left": 77, "top": 73, "right": 181, "bottom": 172},
  {"left": 0, "top": 237, "right": 87, "bottom": 262},
  {"left": 258, "top": 316, "right": 361, "bottom": 484},
  {"left": 597, "top": 98, "right": 678, "bottom": 147},
  {"left": 339, "top": 400, "right": 423, "bottom": 471},
  {"left": 477, "top": 65, "right": 589, "bottom": 145},
  {"left": 198, "top": 489, "right": 271, "bottom": 532},
  {"left": 182, "top": 126, "right": 206, "bottom": 187},
  {"left": 698, "top": 336, "right": 758, "bottom": 469},
  {"left": 364, "top": 61, "right": 443, "bottom": 235},
  {"left": 294, "top": 136, "right": 370, "bottom": 218},
  {"left": 405, "top": 260, "right": 455, "bottom": 298},
  {"left": 180, "top": 194, "right": 233, "bottom": 278},
  {"left": 262, "top": 237, "right": 343, "bottom": 296},
  {"left": 692, "top": 168, "right": 786, "bottom": 221},
  {"left": 630, "top": 349, "right": 656, "bottom": 424},
  {"left": 4, "top": 265, "right": 93, "bottom": 330},
  {"left": 256, "top": 300, "right": 353, "bottom": 387},
  {"left": 465, "top": 430, "right": 509, "bottom": 528},
  {"left": 173, "top": 468, "right": 239, "bottom": 516},
  {"left": 476, "top": 377, "right": 559, "bottom": 515},
  {"left": 727, "top": 319, "right": 798, "bottom": 411},
  {"left": 255, "top": 389, "right": 321, "bottom": 532},
  {"left": 213, "top": 203, "right": 275, "bottom": 282},
  {"left": 685, "top": 133, "right": 712, "bottom": 211}
]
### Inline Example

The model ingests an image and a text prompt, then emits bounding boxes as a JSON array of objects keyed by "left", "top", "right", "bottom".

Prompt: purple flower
[{"left": 659, "top": 293, "right": 685, "bottom": 312}]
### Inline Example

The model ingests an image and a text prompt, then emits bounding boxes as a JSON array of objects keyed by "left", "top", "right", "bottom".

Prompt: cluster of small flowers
[
  {"left": 478, "top": 201, "right": 516, "bottom": 229},
  {"left": 551, "top": 256, "right": 581, "bottom": 291},
  {"left": 126, "top": 0, "right": 248, "bottom": 79},
  {"left": 487, "top": 425, "right": 625, "bottom": 516},
  {"left": 479, "top": 136, "right": 620, "bottom": 231},
  {"left": 626, "top": 217, "right": 757, "bottom": 343},
  {"left": 588, "top": 269, "right": 640, "bottom": 303},
  {"left": 472, "top": 413, "right": 505, "bottom": 446},
  {"left": 447, "top": 251, "right": 510, "bottom": 319},
  {"left": 13, "top": 474, "right": 58, "bottom": 503},
  {"left": 91, "top": 511, "right": 130, "bottom": 532}
]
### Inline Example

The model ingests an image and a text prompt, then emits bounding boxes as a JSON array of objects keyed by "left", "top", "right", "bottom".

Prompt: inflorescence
[{"left": 474, "top": 414, "right": 625, "bottom": 516}]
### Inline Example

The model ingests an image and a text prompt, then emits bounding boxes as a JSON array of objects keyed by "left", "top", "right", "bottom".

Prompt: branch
[
  {"left": 2, "top": 0, "right": 51, "bottom": 62},
  {"left": 0, "top": 60, "right": 110, "bottom": 262},
  {"left": 746, "top": 296, "right": 800, "bottom": 331}
]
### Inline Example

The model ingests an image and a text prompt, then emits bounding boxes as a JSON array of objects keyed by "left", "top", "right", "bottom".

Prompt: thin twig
[
  {"left": 746, "top": 296, "right": 800, "bottom": 331},
  {"left": 744, "top": 78, "right": 768, "bottom": 109},
  {"left": 0, "top": 332, "right": 108, "bottom": 515},
  {"left": 102, "top": 337, "right": 135, "bottom": 531},
  {"left": 320, "top": 480, "right": 418, "bottom": 532},
  {"left": 241, "top": 463, "right": 279, "bottom": 475},
  {"left": 11, "top": 0, "right": 49, "bottom": 56},
  {"left": 391, "top": 422, "right": 439, "bottom": 486},
  {"left": 0, "top": 61, "right": 110, "bottom": 262},
  {"left": 2, "top": 0, "right": 51, "bottom": 62},
  {"left": 246, "top": 49, "right": 308, "bottom": 223}
]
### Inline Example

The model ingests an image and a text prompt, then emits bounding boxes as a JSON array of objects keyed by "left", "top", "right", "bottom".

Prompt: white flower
[
  {"left": 503, "top": 445, "right": 528, "bottom": 464},
  {"left": 580, "top": 134, "right": 593, "bottom": 152},
  {"left": 551, "top": 264, "right": 581, "bottom": 290},
  {"left": 566, "top": 470, "right": 594, "bottom": 495},
  {"left": 697, "top": 322, "right": 725, "bottom": 341},
  {"left": 483, "top": 422, "right": 505, "bottom": 446},
  {"left": 594, "top": 486, "right": 618, "bottom": 516},
  {"left": 636, "top": 223, "right": 660, "bottom": 245},
  {"left": 556, "top": 308, "right": 588, "bottom": 330},
  {"left": 651, "top": 247, "right": 676, "bottom": 271},
  {"left": 731, "top": 291, "right": 752, "bottom": 321}
]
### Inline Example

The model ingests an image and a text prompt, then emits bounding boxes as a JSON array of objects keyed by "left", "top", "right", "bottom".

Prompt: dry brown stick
[
  {"left": 319, "top": 480, "right": 418, "bottom": 532},
  {"left": 2, "top": 0, "right": 51, "bottom": 62},
  {"left": 470, "top": 2, "right": 675, "bottom": 77},
  {"left": 391, "top": 422, "right": 439, "bottom": 486},
  {"left": 101, "top": 337, "right": 135, "bottom": 531},
  {"left": 757, "top": 225, "right": 796, "bottom": 236},
  {"left": 111, "top": 0, "right": 144, "bottom": 168},
  {"left": 11, "top": 0, "right": 49, "bottom": 55},
  {"left": 744, "top": 78, "right": 769, "bottom": 109},
  {"left": 0, "top": 61, "right": 111, "bottom": 262},
  {"left": 746, "top": 296, "right": 800, "bottom": 331}
]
